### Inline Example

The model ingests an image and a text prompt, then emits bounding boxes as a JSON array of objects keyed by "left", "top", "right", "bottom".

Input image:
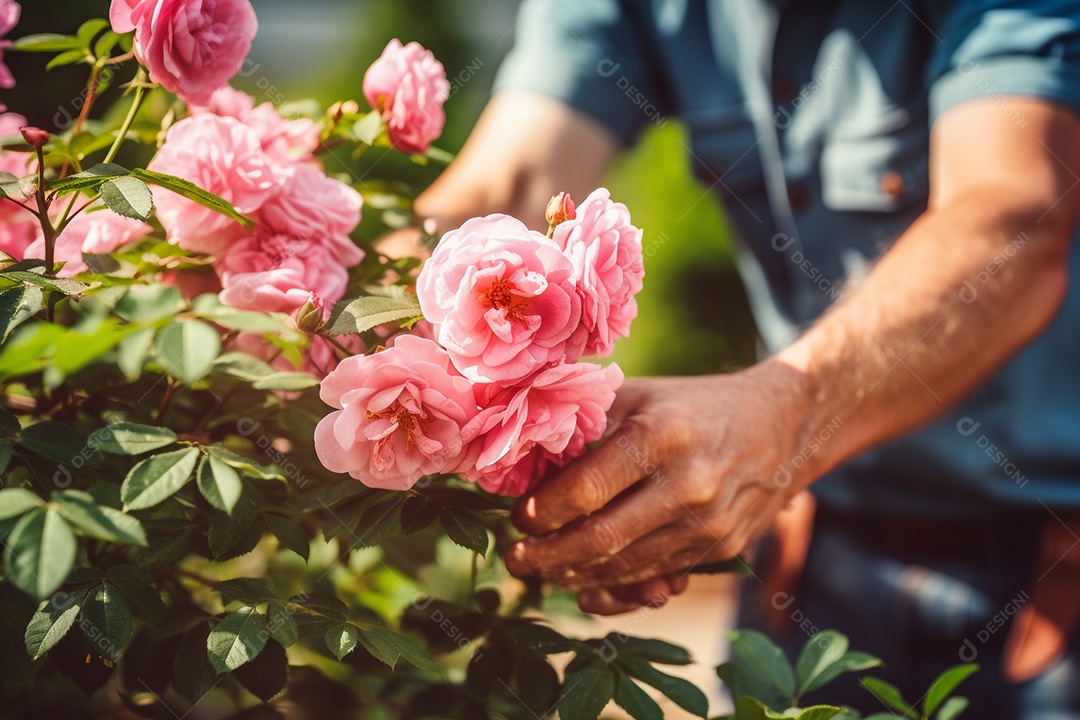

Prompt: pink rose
[
  {"left": 553, "top": 189, "right": 644, "bottom": 357},
  {"left": 362, "top": 39, "right": 450, "bottom": 154},
  {"left": 0, "top": 220, "right": 36, "bottom": 261},
  {"left": 417, "top": 215, "right": 586, "bottom": 383},
  {"left": 217, "top": 228, "right": 349, "bottom": 313},
  {"left": 111, "top": 0, "right": 258, "bottom": 106},
  {"left": 0, "top": 0, "right": 19, "bottom": 89},
  {"left": 314, "top": 335, "right": 480, "bottom": 490},
  {"left": 256, "top": 163, "right": 364, "bottom": 265},
  {"left": 0, "top": 112, "right": 37, "bottom": 258},
  {"left": 192, "top": 86, "right": 321, "bottom": 163},
  {"left": 24, "top": 206, "right": 151, "bottom": 277},
  {"left": 462, "top": 361, "right": 623, "bottom": 497},
  {"left": 150, "top": 114, "right": 277, "bottom": 255}
]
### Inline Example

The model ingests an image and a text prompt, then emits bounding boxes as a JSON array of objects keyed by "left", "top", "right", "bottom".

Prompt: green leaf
[
  {"left": 132, "top": 168, "right": 253, "bottom": 228},
  {"left": 117, "top": 326, "right": 155, "bottom": 378},
  {"left": 76, "top": 18, "right": 109, "bottom": 49},
  {"left": 115, "top": 284, "right": 184, "bottom": 324},
  {"left": 49, "top": 163, "right": 129, "bottom": 196},
  {"left": 324, "top": 623, "right": 359, "bottom": 660},
  {"left": 795, "top": 630, "right": 849, "bottom": 696},
  {"left": 207, "top": 483, "right": 257, "bottom": 558},
  {"left": 192, "top": 294, "right": 289, "bottom": 333},
  {"left": 196, "top": 454, "right": 242, "bottom": 514},
  {"left": 717, "top": 629, "right": 796, "bottom": 711},
  {"left": 120, "top": 447, "right": 200, "bottom": 510},
  {"left": 619, "top": 657, "right": 708, "bottom": 718},
  {"left": 801, "top": 650, "right": 882, "bottom": 697},
  {"left": 81, "top": 582, "right": 133, "bottom": 660},
  {"left": 154, "top": 319, "right": 221, "bottom": 385},
  {"left": 101, "top": 176, "right": 153, "bottom": 221},
  {"left": 325, "top": 295, "right": 423, "bottom": 336},
  {"left": 353, "top": 109, "right": 384, "bottom": 145},
  {"left": 0, "top": 406, "right": 19, "bottom": 438},
  {"left": 10, "top": 33, "right": 82, "bottom": 52},
  {"left": 614, "top": 673, "right": 664, "bottom": 720},
  {"left": 105, "top": 565, "right": 166, "bottom": 623},
  {"left": 213, "top": 578, "right": 276, "bottom": 606},
  {"left": 734, "top": 697, "right": 841, "bottom": 720},
  {"left": 439, "top": 508, "right": 489, "bottom": 557},
  {"left": 174, "top": 624, "right": 216, "bottom": 703},
  {"left": 206, "top": 444, "right": 284, "bottom": 480},
  {"left": 860, "top": 678, "right": 915, "bottom": 717},
  {"left": 0, "top": 285, "right": 43, "bottom": 343},
  {"left": 93, "top": 30, "right": 122, "bottom": 59},
  {"left": 207, "top": 606, "right": 268, "bottom": 673},
  {"left": 17, "top": 421, "right": 89, "bottom": 464},
  {"left": 24, "top": 588, "right": 86, "bottom": 659},
  {"left": 0, "top": 488, "right": 43, "bottom": 519},
  {"left": 605, "top": 636, "right": 693, "bottom": 666},
  {"left": 348, "top": 498, "right": 403, "bottom": 549},
  {"left": 357, "top": 625, "right": 442, "bottom": 674},
  {"left": 559, "top": 659, "right": 617, "bottom": 720},
  {"left": 267, "top": 602, "right": 299, "bottom": 648},
  {"left": 923, "top": 664, "right": 978, "bottom": 717},
  {"left": 88, "top": 422, "right": 178, "bottom": 455},
  {"left": 52, "top": 489, "right": 147, "bottom": 545},
  {"left": 251, "top": 371, "right": 320, "bottom": 391},
  {"left": 265, "top": 513, "right": 309, "bottom": 561},
  {"left": 3, "top": 507, "right": 77, "bottom": 598},
  {"left": 935, "top": 696, "right": 970, "bottom": 720},
  {"left": 0, "top": 440, "right": 10, "bottom": 474},
  {"left": 233, "top": 637, "right": 287, "bottom": 701},
  {"left": 46, "top": 48, "right": 89, "bottom": 71}
]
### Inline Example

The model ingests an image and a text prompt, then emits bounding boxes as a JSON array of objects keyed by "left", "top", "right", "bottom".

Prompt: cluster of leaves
[{"left": 716, "top": 629, "right": 976, "bottom": 720}]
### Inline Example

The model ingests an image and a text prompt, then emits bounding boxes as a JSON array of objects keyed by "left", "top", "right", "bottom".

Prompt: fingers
[
  {"left": 577, "top": 574, "right": 690, "bottom": 616},
  {"left": 506, "top": 476, "right": 680, "bottom": 574},
  {"left": 512, "top": 408, "right": 669, "bottom": 536}
]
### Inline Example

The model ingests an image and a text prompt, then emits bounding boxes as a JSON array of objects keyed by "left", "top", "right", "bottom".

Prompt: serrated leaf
[
  {"left": 24, "top": 588, "right": 86, "bottom": 659},
  {"left": 52, "top": 489, "right": 147, "bottom": 545},
  {"left": 325, "top": 295, "right": 423, "bottom": 336},
  {"left": 923, "top": 664, "right": 978, "bottom": 717},
  {"left": 860, "top": 678, "right": 915, "bottom": 717},
  {"left": 120, "top": 447, "right": 199, "bottom": 510},
  {"left": 207, "top": 483, "right": 257, "bottom": 558},
  {"left": 100, "top": 176, "right": 153, "bottom": 221},
  {"left": 400, "top": 495, "right": 439, "bottom": 534},
  {"left": 132, "top": 168, "right": 253, "bottom": 228},
  {"left": 559, "top": 659, "right": 616, "bottom": 720},
  {"left": 619, "top": 657, "right": 708, "bottom": 718},
  {"left": 88, "top": 422, "right": 177, "bottom": 455},
  {"left": 795, "top": 630, "right": 849, "bottom": 696},
  {"left": 267, "top": 602, "right": 299, "bottom": 648},
  {"left": 349, "top": 498, "right": 402, "bottom": 549},
  {"left": 213, "top": 578, "right": 276, "bottom": 606},
  {"left": 614, "top": 672, "right": 664, "bottom": 720},
  {"left": 325, "top": 623, "right": 359, "bottom": 660},
  {"left": 265, "top": 513, "right": 309, "bottom": 560},
  {"left": 174, "top": 624, "right": 216, "bottom": 703},
  {"left": 233, "top": 637, "right": 287, "bottom": 701},
  {"left": 357, "top": 625, "right": 442, "bottom": 674},
  {"left": 0, "top": 285, "right": 43, "bottom": 343},
  {"left": 3, "top": 507, "right": 77, "bottom": 598},
  {"left": 206, "top": 445, "right": 284, "bottom": 480},
  {"left": 81, "top": 582, "right": 132, "bottom": 660},
  {"left": 0, "top": 488, "right": 43, "bottom": 519},
  {"left": 196, "top": 455, "right": 242, "bottom": 514},
  {"left": 207, "top": 606, "right": 268, "bottom": 673},
  {"left": 154, "top": 319, "right": 221, "bottom": 385},
  {"left": 439, "top": 508, "right": 489, "bottom": 556},
  {"left": 50, "top": 163, "right": 129, "bottom": 196},
  {"left": 105, "top": 565, "right": 166, "bottom": 623}
]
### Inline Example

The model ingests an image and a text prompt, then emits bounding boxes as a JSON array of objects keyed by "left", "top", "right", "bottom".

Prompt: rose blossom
[
  {"left": 192, "top": 86, "right": 321, "bottom": 163},
  {"left": 314, "top": 335, "right": 480, "bottom": 490},
  {"left": 363, "top": 39, "right": 450, "bottom": 154},
  {"left": 150, "top": 114, "right": 276, "bottom": 255},
  {"left": 217, "top": 228, "right": 349, "bottom": 313},
  {"left": 0, "top": 0, "right": 20, "bottom": 90},
  {"left": 462, "top": 361, "right": 624, "bottom": 497},
  {"left": 0, "top": 110, "right": 37, "bottom": 259},
  {"left": 417, "top": 214, "right": 585, "bottom": 383},
  {"left": 110, "top": 0, "right": 258, "bottom": 107},
  {"left": 23, "top": 206, "right": 151, "bottom": 277},
  {"left": 553, "top": 188, "right": 644, "bottom": 357}
]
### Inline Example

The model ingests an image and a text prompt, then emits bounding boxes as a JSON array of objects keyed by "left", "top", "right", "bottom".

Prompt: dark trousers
[{"left": 737, "top": 508, "right": 1080, "bottom": 719}]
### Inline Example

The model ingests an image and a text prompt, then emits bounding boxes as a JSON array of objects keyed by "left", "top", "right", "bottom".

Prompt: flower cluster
[
  {"left": 315, "top": 190, "right": 644, "bottom": 496},
  {"left": 150, "top": 86, "right": 364, "bottom": 315}
]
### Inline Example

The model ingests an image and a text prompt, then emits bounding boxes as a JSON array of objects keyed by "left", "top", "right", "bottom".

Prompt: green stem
[{"left": 103, "top": 80, "right": 146, "bottom": 165}]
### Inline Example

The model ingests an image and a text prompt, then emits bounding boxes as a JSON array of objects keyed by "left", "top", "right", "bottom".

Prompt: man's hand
[{"left": 505, "top": 363, "right": 811, "bottom": 602}]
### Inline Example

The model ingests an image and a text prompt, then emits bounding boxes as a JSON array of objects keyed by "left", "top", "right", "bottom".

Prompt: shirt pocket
[
  {"left": 820, "top": 121, "right": 930, "bottom": 213},
  {"left": 682, "top": 104, "right": 765, "bottom": 196}
]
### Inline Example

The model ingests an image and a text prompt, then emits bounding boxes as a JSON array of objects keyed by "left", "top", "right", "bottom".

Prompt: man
[{"left": 412, "top": 0, "right": 1080, "bottom": 714}]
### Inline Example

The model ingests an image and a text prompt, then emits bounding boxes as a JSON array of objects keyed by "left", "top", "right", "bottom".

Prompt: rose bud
[
  {"left": 293, "top": 293, "right": 327, "bottom": 334},
  {"left": 545, "top": 191, "right": 576, "bottom": 236},
  {"left": 20, "top": 126, "right": 48, "bottom": 147}
]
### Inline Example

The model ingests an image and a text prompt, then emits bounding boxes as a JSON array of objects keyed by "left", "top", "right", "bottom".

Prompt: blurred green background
[{"left": 2, "top": 0, "right": 756, "bottom": 376}]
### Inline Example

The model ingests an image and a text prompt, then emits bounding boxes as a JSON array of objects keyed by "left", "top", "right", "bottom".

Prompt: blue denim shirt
[{"left": 495, "top": 0, "right": 1080, "bottom": 517}]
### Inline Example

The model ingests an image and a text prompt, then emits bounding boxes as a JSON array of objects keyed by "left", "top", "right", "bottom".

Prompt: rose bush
[{"left": 0, "top": 3, "right": 978, "bottom": 719}]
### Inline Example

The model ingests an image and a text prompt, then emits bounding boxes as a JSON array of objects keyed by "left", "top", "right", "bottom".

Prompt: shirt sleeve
[
  {"left": 492, "top": 0, "right": 670, "bottom": 145},
  {"left": 928, "top": 0, "right": 1080, "bottom": 122}
]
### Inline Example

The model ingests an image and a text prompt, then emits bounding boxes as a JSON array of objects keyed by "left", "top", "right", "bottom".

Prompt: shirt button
[
  {"left": 880, "top": 171, "right": 905, "bottom": 198},
  {"left": 788, "top": 183, "right": 809, "bottom": 211},
  {"left": 773, "top": 77, "right": 797, "bottom": 104}
]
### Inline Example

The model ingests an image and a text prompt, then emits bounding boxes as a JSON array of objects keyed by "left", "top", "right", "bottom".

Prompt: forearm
[{"left": 772, "top": 188, "right": 1073, "bottom": 486}]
